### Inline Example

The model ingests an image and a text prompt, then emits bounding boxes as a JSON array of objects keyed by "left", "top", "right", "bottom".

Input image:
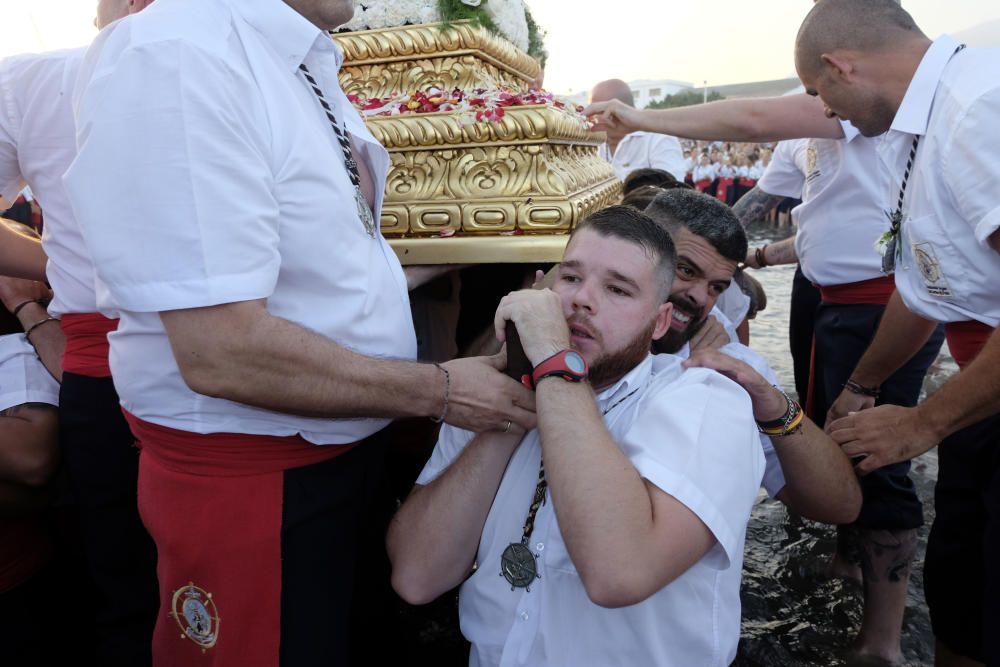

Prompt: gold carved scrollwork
[
  {"left": 335, "top": 22, "right": 621, "bottom": 263},
  {"left": 364, "top": 107, "right": 604, "bottom": 151},
  {"left": 333, "top": 21, "right": 541, "bottom": 94}
]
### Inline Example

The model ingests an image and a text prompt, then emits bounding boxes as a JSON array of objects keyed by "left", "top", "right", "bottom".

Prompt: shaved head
[
  {"left": 795, "top": 0, "right": 923, "bottom": 77},
  {"left": 590, "top": 79, "right": 635, "bottom": 108}
]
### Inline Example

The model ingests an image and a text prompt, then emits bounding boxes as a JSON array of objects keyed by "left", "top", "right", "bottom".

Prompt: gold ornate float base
[{"left": 335, "top": 22, "right": 621, "bottom": 264}]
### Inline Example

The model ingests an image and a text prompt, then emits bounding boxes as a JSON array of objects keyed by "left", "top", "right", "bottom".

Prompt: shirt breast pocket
[
  {"left": 535, "top": 512, "right": 579, "bottom": 576},
  {"left": 906, "top": 214, "right": 960, "bottom": 301}
]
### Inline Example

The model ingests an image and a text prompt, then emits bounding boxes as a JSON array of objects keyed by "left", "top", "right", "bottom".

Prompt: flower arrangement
[
  {"left": 339, "top": 0, "right": 547, "bottom": 65},
  {"left": 348, "top": 87, "right": 587, "bottom": 127}
]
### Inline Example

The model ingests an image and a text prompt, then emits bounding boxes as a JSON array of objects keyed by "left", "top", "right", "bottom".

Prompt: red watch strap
[{"left": 531, "top": 350, "right": 588, "bottom": 388}]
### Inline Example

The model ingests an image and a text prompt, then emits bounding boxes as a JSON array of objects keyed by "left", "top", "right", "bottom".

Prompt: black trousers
[
  {"left": 59, "top": 372, "right": 158, "bottom": 666},
  {"left": 280, "top": 432, "right": 389, "bottom": 667},
  {"left": 788, "top": 266, "right": 821, "bottom": 404},
  {"left": 813, "top": 303, "right": 944, "bottom": 529},
  {"left": 924, "top": 414, "right": 1000, "bottom": 664}
]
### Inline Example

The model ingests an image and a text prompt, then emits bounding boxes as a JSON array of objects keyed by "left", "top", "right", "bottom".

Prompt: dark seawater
[{"left": 734, "top": 224, "right": 957, "bottom": 667}]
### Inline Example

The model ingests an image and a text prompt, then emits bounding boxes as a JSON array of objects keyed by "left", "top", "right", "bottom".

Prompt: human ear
[{"left": 652, "top": 302, "right": 673, "bottom": 341}]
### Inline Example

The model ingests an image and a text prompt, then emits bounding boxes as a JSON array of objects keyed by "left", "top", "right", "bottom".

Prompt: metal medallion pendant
[
  {"left": 355, "top": 189, "right": 376, "bottom": 238},
  {"left": 881, "top": 235, "right": 897, "bottom": 273},
  {"left": 500, "top": 541, "right": 540, "bottom": 591}
]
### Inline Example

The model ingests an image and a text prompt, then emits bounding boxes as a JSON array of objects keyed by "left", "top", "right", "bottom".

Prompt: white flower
[{"left": 339, "top": 0, "right": 532, "bottom": 53}]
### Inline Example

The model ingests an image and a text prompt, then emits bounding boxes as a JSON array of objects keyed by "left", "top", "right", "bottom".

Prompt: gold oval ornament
[{"left": 170, "top": 582, "right": 221, "bottom": 652}]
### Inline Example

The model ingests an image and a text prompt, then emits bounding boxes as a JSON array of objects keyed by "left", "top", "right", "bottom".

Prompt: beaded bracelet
[{"left": 430, "top": 362, "right": 450, "bottom": 424}]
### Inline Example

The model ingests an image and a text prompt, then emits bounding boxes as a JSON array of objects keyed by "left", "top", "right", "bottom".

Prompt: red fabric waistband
[
  {"left": 818, "top": 275, "right": 895, "bottom": 306},
  {"left": 737, "top": 178, "right": 757, "bottom": 187},
  {"left": 944, "top": 320, "right": 994, "bottom": 370},
  {"left": 60, "top": 312, "right": 118, "bottom": 378},
  {"left": 123, "top": 411, "right": 358, "bottom": 477}
]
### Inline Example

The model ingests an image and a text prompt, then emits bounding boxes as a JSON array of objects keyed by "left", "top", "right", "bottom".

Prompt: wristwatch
[{"left": 531, "top": 350, "right": 589, "bottom": 388}]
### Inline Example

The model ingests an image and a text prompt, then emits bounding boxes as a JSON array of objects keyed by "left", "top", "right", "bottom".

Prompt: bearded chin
[
  {"left": 589, "top": 319, "right": 658, "bottom": 390},
  {"left": 651, "top": 315, "right": 706, "bottom": 355}
]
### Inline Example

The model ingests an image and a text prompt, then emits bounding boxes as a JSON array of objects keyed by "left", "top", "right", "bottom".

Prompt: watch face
[{"left": 564, "top": 351, "right": 587, "bottom": 374}]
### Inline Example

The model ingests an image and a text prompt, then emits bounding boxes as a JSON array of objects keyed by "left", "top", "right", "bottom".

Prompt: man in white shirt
[
  {"left": 795, "top": 1, "right": 1000, "bottom": 663},
  {"left": 591, "top": 79, "right": 686, "bottom": 182},
  {"left": 64, "top": 0, "right": 535, "bottom": 664},
  {"left": 644, "top": 189, "right": 860, "bottom": 527},
  {"left": 0, "top": 4, "right": 161, "bottom": 662},
  {"left": 388, "top": 205, "right": 764, "bottom": 666}
]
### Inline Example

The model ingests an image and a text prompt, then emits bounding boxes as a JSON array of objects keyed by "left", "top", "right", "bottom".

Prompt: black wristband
[
  {"left": 844, "top": 379, "right": 879, "bottom": 398},
  {"left": 11, "top": 299, "right": 41, "bottom": 317}
]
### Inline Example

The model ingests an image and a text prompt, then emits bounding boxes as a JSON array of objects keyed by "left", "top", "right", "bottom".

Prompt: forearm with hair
[
  {"left": 762, "top": 237, "right": 798, "bottom": 266},
  {"left": 15, "top": 302, "right": 63, "bottom": 382},
  {"left": 636, "top": 94, "right": 842, "bottom": 143},
  {"left": 733, "top": 186, "right": 786, "bottom": 228},
  {"left": 0, "top": 224, "right": 47, "bottom": 281}
]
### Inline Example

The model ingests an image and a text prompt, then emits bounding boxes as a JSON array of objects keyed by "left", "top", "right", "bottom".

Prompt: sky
[{"left": 3, "top": 0, "right": 998, "bottom": 96}]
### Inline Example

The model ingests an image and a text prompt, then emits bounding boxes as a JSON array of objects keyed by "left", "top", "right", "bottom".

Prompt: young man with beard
[
  {"left": 388, "top": 205, "right": 765, "bottom": 666},
  {"left": 644, "top": 189, "right": 861, "bottom": 526}
]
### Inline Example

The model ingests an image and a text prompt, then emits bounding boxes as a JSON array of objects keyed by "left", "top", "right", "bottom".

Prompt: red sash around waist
[
  {"left": 738, "top": 178, "right": 757, "bottom": 188},
  {"left": 123, "top": 411, "right": 357, "bottom": 477},
  {"left": 694, "top": 178, "right": 711, "bottom": 193},
  {"left": 944, "top": 320, "right": 994, "bottom": 370},
  {"left": 818, "top": 275, "right": 896, "bottom": 306},
  {"left": 715, "top": 177, "right": 734, "bottom": 202},
  {"left": 60, "top": 312, "right": 118, "bottom": 378}
]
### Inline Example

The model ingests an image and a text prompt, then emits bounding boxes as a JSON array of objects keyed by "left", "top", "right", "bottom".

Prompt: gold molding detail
[
  {"left": 334, "top": 21, "right": 541, "bottom": 85},
  {"left": 336, "top": 22, "right": 622, "bottom": 264},
  {"left": 365, "top": 106, "right": 603, "bottom": 151}
]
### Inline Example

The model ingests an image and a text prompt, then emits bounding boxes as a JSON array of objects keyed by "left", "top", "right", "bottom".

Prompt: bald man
[
  {"left": 796, "top": 1, "right": 1000, "bottom": 665},
  {"left": 591, "top": 79, "right": 686, "bottom": 182}
]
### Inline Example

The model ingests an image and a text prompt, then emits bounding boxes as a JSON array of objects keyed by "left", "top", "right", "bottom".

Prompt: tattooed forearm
[
  {"left": 732, "top": 186, "right": 786, "bottom": 227},
  {"left": 765, "top": 237, "right": 798, "bottom": 265}
]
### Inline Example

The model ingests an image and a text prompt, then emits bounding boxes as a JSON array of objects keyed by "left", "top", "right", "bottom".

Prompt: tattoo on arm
[
  {"left": 732, "top": 186, "right": 786, "bottom": 228},
  {"left": 0, "top": 402, "right": 57, "bottom": 418},
  {"left": 765, "top": 236, "right": 798, "bottom": 265}
]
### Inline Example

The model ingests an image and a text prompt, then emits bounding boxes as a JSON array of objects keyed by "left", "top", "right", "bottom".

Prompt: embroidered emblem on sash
[
  {"left": 170, "top": 582, "right": 221, "bottom": 651},
  {"left": 912, "top": 242, "right": 952, "bottom": 298}
]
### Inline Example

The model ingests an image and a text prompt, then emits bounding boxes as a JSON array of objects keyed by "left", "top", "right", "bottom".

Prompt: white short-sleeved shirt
[
  {"left": 599, "top": 131, "right": 687, "bottom": 182},
  {"left": 64, "top": 0, "right": 416, "bottom": 442},
  {"left": 692, "top": 163, "right": 717, "bottom": 182},
  {"left": 677, "top": 313, "right": 787, "bottom": 498},
  {"left": 879, "top": 36, "right": 1000, "bottom": 326},
  {"left": 716, "top": 281, "right": 751, "bottom": 327},
  {"left": 758, "top": 129, "right": 890, "bottom": 287},
  {"left": 0, "top": 335, "right": 59, "bottom": 411},
  {"left": 0, "top": 48, "right": 100, "bottom": 318},
  {"left": 417, "top": 354, "right": 764, "bottom": 667}
]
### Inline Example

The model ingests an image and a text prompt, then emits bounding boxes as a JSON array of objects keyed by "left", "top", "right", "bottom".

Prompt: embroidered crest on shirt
[
  {"left": 805, "top": 142, "right": 821, "bottom": 184},
  {"left": 912, "top": 242, "right": 953, "bottom": 298},
  {"left": 170, "top": 582, "right": 221, "bottom": 651}
]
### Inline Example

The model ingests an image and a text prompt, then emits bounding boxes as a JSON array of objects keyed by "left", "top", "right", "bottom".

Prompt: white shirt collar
[
  {"left": 890, "top": 34, "right": 960, "bottom": 136},
  {"left": 231, "top": 0, "right": 342, "bottom": 72},
  {"left": 594, "top": 353, "right": 654, "bottom": 410}
]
